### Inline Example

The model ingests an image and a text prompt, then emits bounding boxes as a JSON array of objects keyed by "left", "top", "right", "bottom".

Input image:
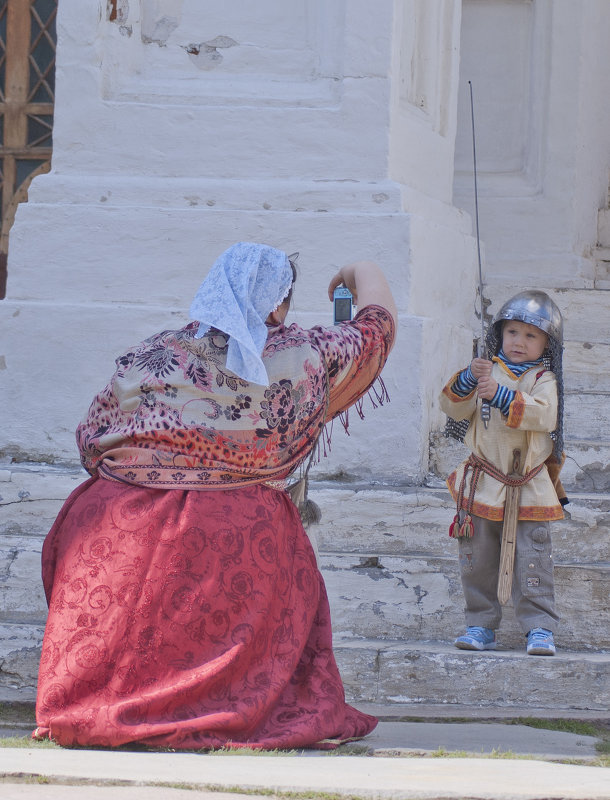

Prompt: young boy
[{"left": 439, "top": 290, "right": 566, "bottom": 656}]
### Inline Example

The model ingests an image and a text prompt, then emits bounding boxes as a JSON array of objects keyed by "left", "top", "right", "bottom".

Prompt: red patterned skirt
[{"left": 34, "top": 476, "right": 376, "bottom": 749}]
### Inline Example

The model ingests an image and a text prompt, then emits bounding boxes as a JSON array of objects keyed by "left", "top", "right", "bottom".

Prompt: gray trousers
[{"left": 457, "top": 516, "right": 559, "bottom": 634}]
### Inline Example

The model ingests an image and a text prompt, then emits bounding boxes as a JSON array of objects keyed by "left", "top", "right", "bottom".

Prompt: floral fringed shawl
[{"left": 76, "top": 305, "right": 395, "bottom": 490}]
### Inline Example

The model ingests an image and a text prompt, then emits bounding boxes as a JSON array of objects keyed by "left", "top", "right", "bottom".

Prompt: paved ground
[{"left": 1, "top": 717, "right": 609, "bottom": 799}]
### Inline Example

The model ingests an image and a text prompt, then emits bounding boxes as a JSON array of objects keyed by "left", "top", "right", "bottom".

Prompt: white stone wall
[
  {"left": 3, "top": 0, "right": 607, "bottom": 480},
  {"left": 453, "top": 0, "right": 610, "bottom": 289},
  {"left": 0, "top": 0, "right": 475, "bottom": 484}
]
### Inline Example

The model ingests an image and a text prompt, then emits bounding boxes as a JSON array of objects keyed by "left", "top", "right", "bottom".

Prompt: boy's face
[{"left": 502, "top": 320, "right": 548, "bottom": 363}]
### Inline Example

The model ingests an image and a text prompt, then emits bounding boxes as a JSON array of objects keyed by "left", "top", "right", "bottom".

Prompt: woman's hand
[
  {"left": 328, "top": 263, "right": 360, "bottom": 302},
  {"left": 327, "top": 261, "right": 397, "bottom": 332}
]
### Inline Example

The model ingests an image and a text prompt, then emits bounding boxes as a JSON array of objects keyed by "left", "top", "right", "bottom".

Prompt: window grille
[{"left": 0, "top": 0, "right": 56, "bottom": 297}]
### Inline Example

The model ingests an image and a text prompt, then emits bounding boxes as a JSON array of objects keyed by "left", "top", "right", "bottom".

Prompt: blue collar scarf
[{"left": 496, "top": 348, "right": 544, "bottom": 377}]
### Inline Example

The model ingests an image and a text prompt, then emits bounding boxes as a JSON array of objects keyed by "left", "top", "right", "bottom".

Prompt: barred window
[{"left": 0, "top": 0, "right": 56, "bottom": 297}]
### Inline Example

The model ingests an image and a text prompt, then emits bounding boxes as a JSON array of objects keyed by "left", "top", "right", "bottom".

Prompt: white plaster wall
[
  {"left": 389, "top": 0, "right": 463, "bottom": 204},
  {"left": 51, "top": 0, "right": 394, "bottom": 181},
  {"left": 1, "top": 0, "right": 474, "bottom": 485},
  {"left": 569, "top": 1, "right": 610, "bottom": 260},
  {"left": 453, "top": 0, "right": 610, "bottom": 288}
]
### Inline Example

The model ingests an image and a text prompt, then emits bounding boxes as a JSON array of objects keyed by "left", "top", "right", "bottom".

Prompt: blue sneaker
[
  {"left": 454, "top": 626, "right": 496, "bottom": 651},
  {"left": 526, "top": 627, "right": 556, "bottom": 656}
]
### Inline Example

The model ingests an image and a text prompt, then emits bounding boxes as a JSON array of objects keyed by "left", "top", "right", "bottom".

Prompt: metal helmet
[
  {"left": 445, "top": 289, "right": 565, "bottom": 461},
  {"left": 491, "top": 290, "right": 563, "bottom": 343}
]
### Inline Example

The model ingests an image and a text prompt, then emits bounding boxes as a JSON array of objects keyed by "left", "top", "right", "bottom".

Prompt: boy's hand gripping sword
[{"left": 468, "top": 81, "right": 491, "bottom": 428}]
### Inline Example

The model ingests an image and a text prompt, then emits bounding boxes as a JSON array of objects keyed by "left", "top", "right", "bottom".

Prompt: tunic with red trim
[{"left": 439, "top": 357, "right": 564, "bottom": 522}]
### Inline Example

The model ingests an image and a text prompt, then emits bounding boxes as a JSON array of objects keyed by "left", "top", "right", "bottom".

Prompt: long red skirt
[{"left": 34, "top": 476, "right": 376, "bottom": 749}]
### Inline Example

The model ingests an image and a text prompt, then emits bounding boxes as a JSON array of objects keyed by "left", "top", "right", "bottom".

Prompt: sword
[
  {"left": 468, "top": 81, "right": 490, "bottom": 428},
  {"left": 497, "top": 449, "right": 522, "bottom": 605}
]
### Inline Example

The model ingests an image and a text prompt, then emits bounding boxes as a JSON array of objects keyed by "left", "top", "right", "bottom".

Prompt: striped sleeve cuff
[
  {"left": 489, "top": 384, "right": 515, "bottom": 416},
  {"left": 452, "top": 367, "right": 478, "bottom": 397}
]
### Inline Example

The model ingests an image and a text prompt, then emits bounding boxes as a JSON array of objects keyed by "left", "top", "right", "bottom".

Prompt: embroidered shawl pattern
[{"left": 76, "top": 306, "right": 395, "bottom": 490}]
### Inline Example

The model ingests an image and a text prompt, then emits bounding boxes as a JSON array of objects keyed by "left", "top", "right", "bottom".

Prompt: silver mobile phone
[{"left": 333, "top": 286, "right": 353, "bottom": 324}]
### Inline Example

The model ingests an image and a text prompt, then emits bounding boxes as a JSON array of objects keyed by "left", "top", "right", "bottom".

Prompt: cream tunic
[{"left": 439, "top": 358, "right": 564, "bottom": 521}]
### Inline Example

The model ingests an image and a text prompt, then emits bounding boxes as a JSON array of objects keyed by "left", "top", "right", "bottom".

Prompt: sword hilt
[
  {"left": 477, "top": 338, "right": 491, "bottom": 428},
  {"left": 481, "top": 399, "right": 490, "bottom": 428}
]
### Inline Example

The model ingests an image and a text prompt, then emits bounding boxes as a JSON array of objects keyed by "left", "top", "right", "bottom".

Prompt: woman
[{"left": 34, "top": 242, "right": 397, "bottom": 750}]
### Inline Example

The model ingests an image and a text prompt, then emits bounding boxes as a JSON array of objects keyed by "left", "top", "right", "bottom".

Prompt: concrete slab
[
  {"left": 365, "top": 720, "right": 601, "bottom": 760},
  {"left": 360, "top": 701, "right": 610, "bottom": 721},
  {"left": 1, "top": 720, "right": 601, "bottom": 761},
  {"left": 0, "top": 789, "right": 267, "bottom": 800},
  {"left": 1, "top": 744, "right": 610, "bottom": 800}
]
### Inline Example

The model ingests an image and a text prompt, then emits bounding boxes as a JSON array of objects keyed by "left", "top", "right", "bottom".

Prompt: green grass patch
[
  {"left": 509, "top": 716, "right": 610, "bottom": 758},
  {"left": 510, "top": 717, "right": 603, "bottom": 737},
  {"left": 595, "top": 739, "right": 610, "bottom": 756},
  {"left": 195, "top": 746, "right": 302, "bottom": 756},
  {"left": 0, "top": 735, "right": 57, "bottom": 748}
]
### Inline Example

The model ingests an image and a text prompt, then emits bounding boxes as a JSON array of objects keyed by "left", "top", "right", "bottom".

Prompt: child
[{"left": 439, "top": 290, "right": 567, "bottom": 656}]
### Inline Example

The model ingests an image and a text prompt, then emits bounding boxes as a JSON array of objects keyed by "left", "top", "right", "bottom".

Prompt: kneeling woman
[{"left": 34, "top": 242, "right": 396, "bottom": 750}]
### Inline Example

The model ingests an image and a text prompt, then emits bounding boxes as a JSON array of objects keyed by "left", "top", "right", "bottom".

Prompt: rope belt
[{"left": 449, "top": 453, "right": 544, "bottom": 538}]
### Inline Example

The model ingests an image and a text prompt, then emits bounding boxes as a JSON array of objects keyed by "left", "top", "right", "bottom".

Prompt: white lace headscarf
[{"left": 189, "top": 242, "right": 293, "bottom": 386}]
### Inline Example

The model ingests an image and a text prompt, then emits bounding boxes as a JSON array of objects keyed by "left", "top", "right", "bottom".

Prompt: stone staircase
[
  {"left": 1, "top": 277, "right": 609, "bottom": 714},
  {"left": 312, "top": 483, "right": 609, "bottom": 713},
  {"left": 0, "top": 464, "right": 84, "bottom": 702},
  {"left": 2, "top": 464, "right": 608, "bottom": 713}
]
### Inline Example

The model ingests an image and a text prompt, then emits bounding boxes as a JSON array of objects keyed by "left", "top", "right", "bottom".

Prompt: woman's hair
[{"left": 286, "top": 252, "right": 299, "bottom": 303}]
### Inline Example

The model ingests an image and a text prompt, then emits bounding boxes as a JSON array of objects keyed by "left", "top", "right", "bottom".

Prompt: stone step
[
  {"left": 2, "top": 465, "right": 609, "bottom": 706},
  {"left": 334, "top": 640, "right": 610, "bottom": 712},
  {"left": 3, "top": 523, "right": 608, "bottom": 652},
  {"left": 4, "top": 629, "right": 609, "bottom": 714},
  {"left": 0, "top": 463, "right": 83, "bottom": 534},
  {"left": 3, "top": 481, "right": 609, "bottom": 627},
  {"left": 429, "top": 431, "right": 610, "bottom": 494},
  {"left": 560, "top": 441, "right": 610, "bottom": 493},
  {"left": 358, "top": 701, "right": 610, "bottom": 721},
  {"left": 4, "top": 466, "right": 610, "bottom": 555},
  {"left": 564, "top": 341, "right": 610, "bottom": 391},
  {"left": 565, "top": 391, "right": 610, "bottom": 440},
  {"left": 311, "top": 486, "right": 610, "bottom": 563},
  {"left": 0, "top": 622, "right": 42, "bottom": 702},
  {"left": 0, "top": 699, "right": 605, "bottom": 730},
  {"left": 0, "top": 536, "right": 48, "bottom": 624},
  {"left": 3, "top": 491, "right": 608, "bottom": 626},
  {"left": 321, "top": 552, "right": 610, "bottom": 651}
]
